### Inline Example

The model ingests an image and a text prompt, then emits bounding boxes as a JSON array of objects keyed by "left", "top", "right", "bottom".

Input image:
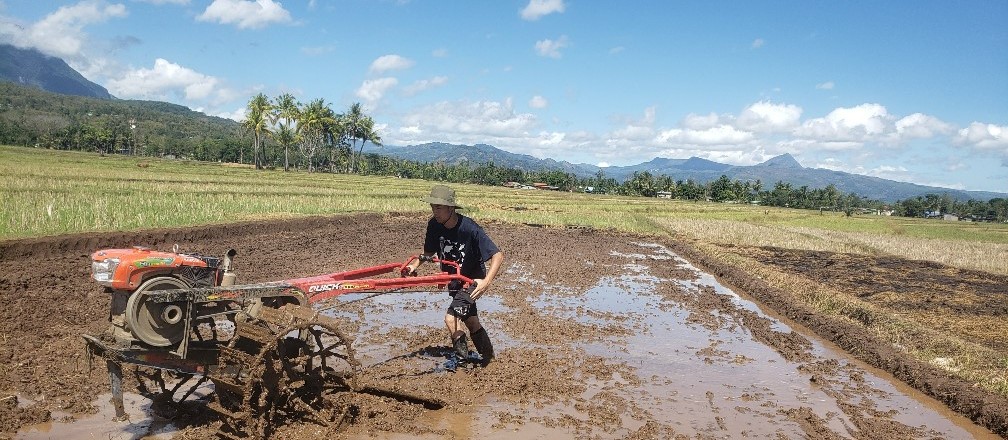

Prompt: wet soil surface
[{"left": 0, "top": 213, "right": 1005, "bottom": 439}]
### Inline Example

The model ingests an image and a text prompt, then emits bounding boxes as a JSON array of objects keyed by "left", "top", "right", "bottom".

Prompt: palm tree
[
  {"left": 272, "top": 93, "right": 300, "bottom": 172},
  {"left": 344, "top": 103, "right": 383, "bottom": 173},
  {"left": 296, "top": 98, "right": 336, "bottom": 173},
  {"left": 242, "top": 93, "right": 272, "bottom": 170}
]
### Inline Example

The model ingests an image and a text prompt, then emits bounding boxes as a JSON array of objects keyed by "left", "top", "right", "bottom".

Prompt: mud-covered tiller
[{"left": 83, "top": 246, "right": 472, "bottom": 439}]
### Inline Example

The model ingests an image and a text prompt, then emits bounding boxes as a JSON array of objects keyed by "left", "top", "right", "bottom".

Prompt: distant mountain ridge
[
  {"left": 367, "top": 143, "right": 1007, "bottom": 202},
  {"left": 0, "top": 44, "right": 113, "bottom": 99}
]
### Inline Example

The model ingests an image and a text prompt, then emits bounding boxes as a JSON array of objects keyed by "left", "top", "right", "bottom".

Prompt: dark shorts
[{"left": 446, "top": 288, "right": 478, "bottom": 320}]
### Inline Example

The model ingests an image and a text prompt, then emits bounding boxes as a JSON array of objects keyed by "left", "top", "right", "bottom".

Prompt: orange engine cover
[{"left": 91, "top": 247, "right": 220, "bottom": 291}]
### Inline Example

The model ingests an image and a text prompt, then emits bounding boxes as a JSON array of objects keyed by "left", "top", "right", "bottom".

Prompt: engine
[{"left": 91, "top": 246, "right": 237, "bottom": 347}]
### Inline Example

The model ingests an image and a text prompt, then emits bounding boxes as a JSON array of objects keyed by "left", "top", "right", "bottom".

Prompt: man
[{"left": 401, "top": 185, "right": 504, "bottom": 367}]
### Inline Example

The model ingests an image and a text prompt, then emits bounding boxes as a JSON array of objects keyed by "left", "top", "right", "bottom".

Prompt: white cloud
[
  {"left": 356, "top": 77, "right": 398, "bottom": 102},
  {"left": 816, "top": 81, "right": 834, "bottom": 90},
  {"left": 794, "top": 103, "right": 891, "bottom": 141},
  {"left": 0, "top": 0, "right": 126, "bottom": 60},
  {"left": 520, "top": 0, "right": 565, "bottom": 20},
  {"left": 107, "top": 58, "right": 221, "bottom": 101},
  {"left": 893, "top": 113, "right": 953, "bottom": 139},
  {"left": 609, "top": 46, "right": 624, "bottom": 55},
  {"left": 214, "top": 106, "right": 247, "bottom": 122},
  {"left": 536, "top": 131, "right": 566, "bottom": 146},
  {"left": 736, "top": 101, "right": 802, "bottom": 133},
  {"left": 604, "top": 107, "right": 657, "bottom": 145},
  {"left": 597, "top": 161, "right": 610, "bottom": 168},
  {"left": 432, "top": 48, "right": 448, "bottom": 57},
  {"left": 534, "top": 35, "right": 569, "bottom": 58},
  {"left": 403, "top": 76, "right": 448, "bottom": 96},
  {"left": 369, "top": 54, "right": 415, "bottom": 74},
  {"left": 529, "top": 95, "right": 548, "bottom": 109},
  {"left": 955, "top": 122, "right": 1008, "bottom": 151},
  {"left": 394, "top": 99, "right": 538, "bottom": 145},
  {"left": 751, "top": 38, "right": 765, "bottom": 49},
  {"left": 682, "top": 112, "right": 724, "bottom": 130},
  {"left": 197, "top": 0, "right": 292, "bottom": 29},
  {"left": 656, "top": 125, "right": 754, "bottom": 146}
]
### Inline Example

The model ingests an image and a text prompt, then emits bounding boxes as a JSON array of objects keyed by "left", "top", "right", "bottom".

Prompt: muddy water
[
  {"left": 17, "top": 391, "right": 178, "bottom": 440},
  {"left": 331, "top": 242, "right": 998, "bottom": 439}
]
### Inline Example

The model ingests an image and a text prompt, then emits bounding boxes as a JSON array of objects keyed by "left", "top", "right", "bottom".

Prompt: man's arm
[
  {"left": 402, "top": 251, "right": 436, "bottom": 276},
  {"left": 470, "top": 250, "right": 503, "bottom": 300}
]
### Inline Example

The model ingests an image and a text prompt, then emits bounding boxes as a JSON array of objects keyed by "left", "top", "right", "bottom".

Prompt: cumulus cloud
[
  {"left": 894, "top": 113, "right": 954, "bottom": 139},
  {"left": 606, "top": 106, "right": 657, "bottom": 142},
  {"left": 816, "top": 81, "right": 834, "bottom": 90},
  {"left": 681, "top": 112, "right": 724, "bottom": 130},
  {"left": 534, "top": 35, "right": 569, "bottom": 58},
  {"left": 107, "top": 58, "right": 222, "bottom": 101},
  {"left": 403, "top": 76, "right": 448, "bottom": 96},
  {"left": 369, "top": 54, "right": 415, "bottom": 74},
  {"left": 0, "top": 0, "right": 126, "bottom": 60},
  {"left": 529, "top": 95, "right": 548, "bottom": 109},
  {"left": 656, "top": 125, "right": 754, "bottom": 146},
  {"left": 520, "top": 0, "right": 565, "bottom": 20},
  {"left": 197, "top": 0, "right": 292, "bottom": 29},
  {"left": 356, "top": 77, "right": 399, "bottom": 102},
  {"left": 393, "top": 99, "right": 538, "bottom": 145},
  {"left": 214, "top": 106, "right": 248, "bottom": 122},
  {"left": 794, "top": 103, "right": 891, "bottom": 141},
  {"left": 736, "top": 101, "right": 802, "bottom": 133},
  {"left": 955, "top": 122, "right": 1008, "bottom": 151}
]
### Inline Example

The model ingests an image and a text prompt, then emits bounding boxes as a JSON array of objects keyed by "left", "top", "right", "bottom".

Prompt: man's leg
[
  {"left": 444, "top": 312, "right": 469, "bottom": 357},
  {"left": 466, "top": 316, "right": 494, "bottom": 366}
]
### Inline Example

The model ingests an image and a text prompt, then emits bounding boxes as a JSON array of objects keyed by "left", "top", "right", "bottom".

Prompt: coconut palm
[
  {"left": 296, "top": 98, "right": 336, "bottom": 173},
  {"left": 272, "top": 93, "right": 300, "bottom": 172},
  {"left": 344, "top": 102, "right": 383, "bottom": 173},
  {"left": 242, "top": 93, "right": 272, "bottom": 170}
]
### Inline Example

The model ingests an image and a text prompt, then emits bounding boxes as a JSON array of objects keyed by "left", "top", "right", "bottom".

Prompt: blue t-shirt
[{"left": 424, "top": 214, "right": 500, "bottom": 279}]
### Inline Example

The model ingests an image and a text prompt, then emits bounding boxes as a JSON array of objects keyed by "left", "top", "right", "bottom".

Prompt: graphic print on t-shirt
[{"left": 439, "top": 236, "right": 466, "bottom": 268}]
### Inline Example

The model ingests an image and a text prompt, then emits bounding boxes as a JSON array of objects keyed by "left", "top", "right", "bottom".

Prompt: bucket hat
[{"left": 423, "top": 185, "right": 462, "bottom": 208}]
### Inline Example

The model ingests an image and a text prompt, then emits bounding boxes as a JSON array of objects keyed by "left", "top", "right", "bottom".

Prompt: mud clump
[{"left": 0, "top": 395, "right": 50, "bottom": 434}]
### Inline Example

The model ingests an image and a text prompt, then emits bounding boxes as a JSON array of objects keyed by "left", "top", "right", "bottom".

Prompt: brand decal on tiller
[{"left": 308, "top": 282, "right": 373, "bottom": 293}]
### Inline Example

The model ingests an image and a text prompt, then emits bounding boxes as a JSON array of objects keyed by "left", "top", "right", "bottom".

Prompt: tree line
[
  {"left": 1, "top": 82, "right": 1004, "bottom": 222},
  {"left": 240, "top": 93, "right": 381, "bottom": 174}
]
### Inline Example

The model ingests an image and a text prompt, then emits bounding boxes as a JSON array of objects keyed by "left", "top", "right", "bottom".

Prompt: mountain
[
  {"left": 0, "top": 44, "right": 113, "bottom": 99},
  {"left": 368, "top": 142, "right": 1007, "bottom": 202}
]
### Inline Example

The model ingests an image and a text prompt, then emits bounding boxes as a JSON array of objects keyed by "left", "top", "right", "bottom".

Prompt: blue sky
[{"left": 2, "top": 0, "right": 1006, "bottom": 193}]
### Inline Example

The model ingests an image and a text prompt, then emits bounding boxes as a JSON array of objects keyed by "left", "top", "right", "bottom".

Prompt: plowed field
[{"left": 1, "top": 213, "right": 1005, "bottom": 439}]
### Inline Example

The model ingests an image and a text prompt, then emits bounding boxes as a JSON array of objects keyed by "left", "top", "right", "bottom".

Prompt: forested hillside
[
  {"left": 0, "top": 44, "right": 113, "bottom": 99},
  {"left": 0, "top": 82, "right": 245, "bottom": 161}
]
